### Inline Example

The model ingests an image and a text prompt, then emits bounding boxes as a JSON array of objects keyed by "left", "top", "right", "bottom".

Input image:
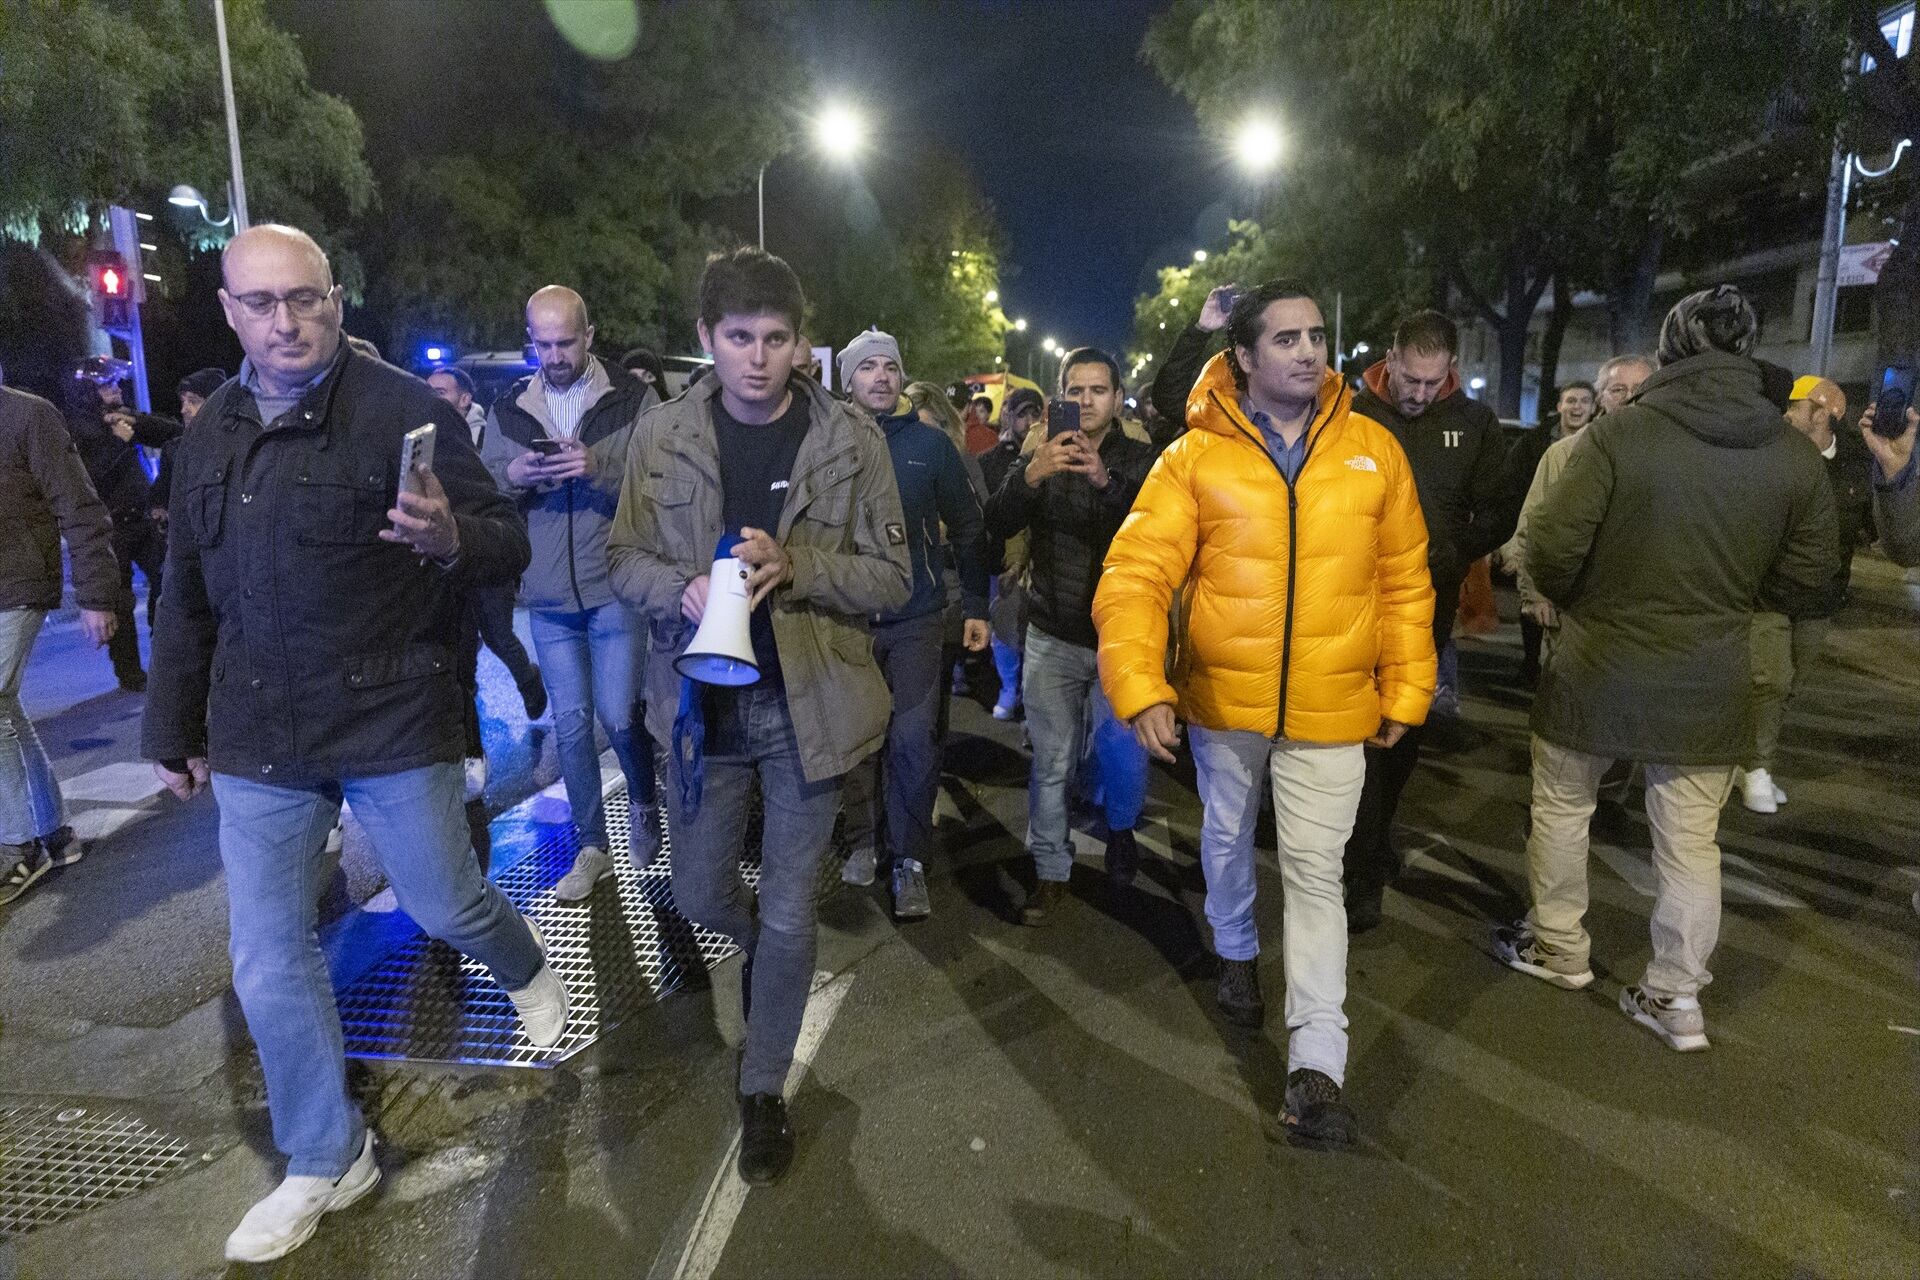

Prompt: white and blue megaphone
[{"left": 674, "top": 532, "right": 761, "bottom": 687}]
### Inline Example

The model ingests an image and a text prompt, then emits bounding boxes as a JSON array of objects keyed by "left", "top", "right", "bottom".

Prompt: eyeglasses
[{"left": 230, "top": 288, "right": 334, "bottom": 321}]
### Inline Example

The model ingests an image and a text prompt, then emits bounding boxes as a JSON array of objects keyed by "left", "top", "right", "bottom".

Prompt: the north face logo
[{"left": 1344, "top": 455, "right": 1378, "bottom": 472}]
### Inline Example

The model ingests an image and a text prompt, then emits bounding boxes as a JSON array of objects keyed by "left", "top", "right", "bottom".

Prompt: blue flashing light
[{"left": 423, "top": 345, "right": 447, "bottom": 363}]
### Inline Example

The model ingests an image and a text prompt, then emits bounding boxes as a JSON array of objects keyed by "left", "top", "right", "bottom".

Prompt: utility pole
[{"left": 215, "top": 0, "right": 251, "bottom": 231}]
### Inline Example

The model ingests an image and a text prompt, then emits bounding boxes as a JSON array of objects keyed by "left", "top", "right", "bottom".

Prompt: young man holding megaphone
[{"left": 607, "top": 248, "right": 910, "bottom": 1187}]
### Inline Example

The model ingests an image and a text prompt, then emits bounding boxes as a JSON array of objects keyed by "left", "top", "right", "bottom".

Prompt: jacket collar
[
  {"left": 668, "top": 372, "right": 867, "bottom": 536},
  {"left": 1187, "top": 353, "right": 1349, "bottom": 450}
]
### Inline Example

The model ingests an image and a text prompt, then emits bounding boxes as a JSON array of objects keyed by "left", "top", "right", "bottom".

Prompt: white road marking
[
  {"left": 665, "top": 970, "right": 854, "bottom": 1280},
  {"left": 58, "top": 761, "right": 168, "bottom": 841}
]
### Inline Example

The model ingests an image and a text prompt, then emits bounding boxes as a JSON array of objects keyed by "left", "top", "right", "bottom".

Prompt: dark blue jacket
[
  {"left": 142, "top": 343, "right": 529, "bottom": 782},
  {"left": 875, "top": 410, "right": 989, "bottom": 625}
]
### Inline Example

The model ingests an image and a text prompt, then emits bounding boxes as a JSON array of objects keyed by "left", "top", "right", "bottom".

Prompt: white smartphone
[{"left": 397, "top": 423, "right": 436, "bottom": 500}]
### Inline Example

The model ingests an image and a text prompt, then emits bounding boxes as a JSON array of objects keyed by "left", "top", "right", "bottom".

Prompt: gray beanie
[
  {"left": 1656, "top": 285, "right": 1758, "bottom": 367},
  {"left": 836, "top": 327, "right": 904, "bottom": 386}
]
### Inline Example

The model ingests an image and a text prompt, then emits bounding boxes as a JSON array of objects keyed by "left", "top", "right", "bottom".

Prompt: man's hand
[
  {"left": 962, "top": 618, "right": 989, "bottom": 652},
  {"left": 1131, "top": 702, "right": 1182, "bottom": 763},
  {"left": 504, "top": 450, "right": 552, "bottom": 488},
  {"left": 1198, "top": 282, "right": 1238, "bottom": 334},
  {"left": 1521, "top": 599, "right": 1557, "bottom": 628},
  {"left": 1024, "top": 436, "right": 1080, "bottom": 486},
  {"left": 681, "top": 574, "right": 710, "bottom": 623},
  {"left": 1367, "top": 719, "right": 1411, "bottom": 749},
  {"left": 1063, "top": 432, "right": 1110, "bottom": 489},
  {"left": 539, "top": 439, "right": 593, "bottom": 481},
  {"left": 155, "top": 757, "right": 210, "bottom": 802},
  {"left": 105, "top": 410, "right": 136, "bottom": 443},
  {"left": 79, "top": 608, "right": 117, "bottom": 647},
  {"left": 1858, "top": 402, "right": 1919, "bottom": 484},
  {"left": 380, "top": 466, "right": 460, "bottom": 561},
  {"left": 736, "top": 527, "right": 792, "bottom": 608}
]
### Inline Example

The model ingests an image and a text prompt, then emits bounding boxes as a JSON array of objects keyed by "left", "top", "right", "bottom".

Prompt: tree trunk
[
  {"left": 1538, "top": 273, "right": 1572, "bottom": 412},
  {"left": 1604, "top": 222, "right": 1664, "bottom": 356},
  {"left": 1494, "top": 260, "right": 1549, "bottom": 419}
]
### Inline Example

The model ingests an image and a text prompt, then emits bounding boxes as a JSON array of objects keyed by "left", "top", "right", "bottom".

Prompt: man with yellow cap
[{"left": 1735, "top": 375, "right": 1874, "bottom": 814}]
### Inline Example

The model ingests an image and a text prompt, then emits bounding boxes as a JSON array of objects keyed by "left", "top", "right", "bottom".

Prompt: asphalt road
[{"left": 3, "top": 560, "right": 1917, "bottom": 1279}]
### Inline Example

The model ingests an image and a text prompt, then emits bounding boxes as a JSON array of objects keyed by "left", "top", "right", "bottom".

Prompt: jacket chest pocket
[
  {"left": 791, "top": 470, "right": 854, "bottom": 533},
  {"left": 186, "top": 468, "right": 232, "bottom": 548},
  {"left": 648, "top": 473, "right": 710, "bottom": 550},
  {"left": 293, "top": 470, "right": 392, "bottom": 545}
]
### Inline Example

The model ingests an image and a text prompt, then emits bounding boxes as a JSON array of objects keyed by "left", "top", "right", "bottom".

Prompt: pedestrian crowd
[{"left": 1, "top": 220, "right": 1916, "bottom": 1264}]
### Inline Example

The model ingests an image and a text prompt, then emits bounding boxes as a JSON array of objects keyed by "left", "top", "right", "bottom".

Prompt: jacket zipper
[{"left": 1219, "top": 386, "right": 1338, "bottom": 738}]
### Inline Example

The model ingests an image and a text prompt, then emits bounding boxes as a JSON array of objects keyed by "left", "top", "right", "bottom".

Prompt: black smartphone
[
  {"left": 1216, "top": 286, "right": 1240, "bottom": 314},
  {"left": 1046, "top": 399, "right": 1081, "bottom": 438},
  {"left": 530, "top": 437, "right": 567, "bottom": 456},
  {"left": 1873, "top": 365, "right": 1915, "bottom": 438}
]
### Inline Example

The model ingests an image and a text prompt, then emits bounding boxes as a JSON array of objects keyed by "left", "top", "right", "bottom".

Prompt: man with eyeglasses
[{"left": 142, "top": 224, "right": 564, "bottom": 1264}]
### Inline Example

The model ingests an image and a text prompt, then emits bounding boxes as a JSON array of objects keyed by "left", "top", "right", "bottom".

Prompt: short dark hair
[
  {"left": 620, "top": 345, "right": 667, "bottom": 388},
  {"left": 697, "top": 247, "right": 805, "bottom": 333},
  {"left": 1392, "top": 309, "right": 1458, "bottom": 357},
  {"left": 1557, "top": 380, "right": 1594, "bottom": 398},
  {"left": 970, "top": 394, "right": 995, "bottom": 411},
  {"left": 1059, "top": 346, "right": 1122, "bottom": 393},
  {"left": 1225, "top": 279, "right": 1317, "bottom": 391},
  {"left": 428, "top": 364, "right": 474, "bottom": 396}
]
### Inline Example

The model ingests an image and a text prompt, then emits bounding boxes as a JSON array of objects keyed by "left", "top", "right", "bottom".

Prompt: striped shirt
[{"left": 539, "top": 357, "right": 608, "bottom": 440}]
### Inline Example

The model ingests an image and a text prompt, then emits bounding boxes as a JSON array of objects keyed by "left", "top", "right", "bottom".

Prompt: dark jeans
[
  {"left": 665, "top": 683, "right": 841, "bottom": 1096},
  {"left": 461, "top": 586, "right": 541, "bottom": 707},
  {"left": 843, "top": 611, "right": 945, "bottom": 868},
  {"left": 1342, "top": 721, "right": 1428, "bottom": 899},
  {"left": 108, "top": 516, "right": 164, "bottom": 680},
  {"left": 1520, "top": 614, "right": 1544, "bottom": 678}
]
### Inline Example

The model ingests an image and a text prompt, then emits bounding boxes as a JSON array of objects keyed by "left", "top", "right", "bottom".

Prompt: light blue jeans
[
  {"left": 0, "top": 608, "right": 64, "bottom": 846},
  {"left": 1020, "top": 626, "right": 1148, "bottom": 882},
  {"left": 989, "top": 578, "right": 1021, "bottom": 709},
  {"left": 1188, "top": 727, "right": 1365, "bottom": 1084},
  {"left": 214, "top": 762, "right": 540, "bottom": 1177},
  {"left": 529, "top": 602, "right": 655, "bottom": 850}
]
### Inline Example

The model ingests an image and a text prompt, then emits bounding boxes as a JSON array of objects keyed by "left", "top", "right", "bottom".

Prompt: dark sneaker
[
  {"left": 1020, "top": 878, "right": 1068, "bottom": 927},
  {"left": 630, "top": 805, "right": 663, "bottom": 872},
  {"left": 1216, "top": 957, "right": 1265, "bottom": 1028},
  {"left": 1491, "top": 922, "right": 1594, "bottom": 990},
  {"left": 1345, "top": 888, "right": 1384, "bottom": 934},
  {"left": 1103, "top": 828, "right": 1139, "bottom": 888},
  {"left": 1619, "top": 985, "right": 1709, "bottom": 1052},
  {"left": 0, "top": 842, "right": 52, "bottom": 906},
  {"left": 737, "top": 1092, "right": 795, "bottom": 1186},
  {"left": 520, "top": 667, "right": 549, "bottom": 722},
  {"left": 117, "top": 669, "right": 147, "bottom": 693},
  {"left": 39, "top": 825, "right": 86, "bottom": 867},
  {"left": 1278, "top": 1068, "right": 1357, "bottom": 1149},
  {"left": 891, "top": 859, "right": 931, "bottom": 920}
]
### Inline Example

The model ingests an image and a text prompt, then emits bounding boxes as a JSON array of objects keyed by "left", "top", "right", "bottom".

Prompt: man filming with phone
[
  {"left": 984, "top": 348, "right": 1154, "bottom": 923},
  {"left": 142, "top": 225, "right": 565, "bottom": 1264}
]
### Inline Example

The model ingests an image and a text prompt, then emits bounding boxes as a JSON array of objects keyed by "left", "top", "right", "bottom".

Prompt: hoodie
[{"left": 1527, "top": 351, "right": 1839, "bottom": 764}]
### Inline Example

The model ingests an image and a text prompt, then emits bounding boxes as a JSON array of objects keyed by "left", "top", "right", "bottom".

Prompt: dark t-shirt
[{"left": 712, "top": 390, "right": 811, "bottom": 681}]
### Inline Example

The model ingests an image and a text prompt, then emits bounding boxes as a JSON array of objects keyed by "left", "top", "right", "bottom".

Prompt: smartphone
[
  {"left": 1873, "top": 365, "right": 1915, "bottom": 438},
  {"left": 397, "top": 423, "right": 436, "bottom": 499},
  {"left": 1046, "top": 399, "right": 1081, "bottom": 439},
  {"left": 530, "top": 437, "right": 567, "bottom": 456},
  {"left": 1216, "top": 285, "right": 1240, "bottom": 314}
]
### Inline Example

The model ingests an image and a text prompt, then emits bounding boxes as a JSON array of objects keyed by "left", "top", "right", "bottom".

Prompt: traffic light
[{"left": 88, "top": 251, "right": 132, "bottom": 329}]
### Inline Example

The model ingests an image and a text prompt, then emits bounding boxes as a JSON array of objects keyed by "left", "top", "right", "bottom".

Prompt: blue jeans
[
  {"left": 529, "top": 602, "right": 656, "bottom": 850},
  {"left": 664, "top": 684, "right": 841, "bottom": 1096},
  {"left": 213, "top": 762, "right": 540, "bottom": 1177},
  {"left": 842, "top": 611, "right": 944, "bottom": 868},
  {"left": 1020, "top": 626, "right": 1148, "bottom": 882},
  {"left": 989, "top": 578, "right": 1021, "bottom": 710},
  {"left": 0, "top": 608, "right": 64, "bottom": 846}
]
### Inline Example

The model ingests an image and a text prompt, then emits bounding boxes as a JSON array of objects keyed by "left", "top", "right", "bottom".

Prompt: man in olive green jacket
[
  {"left": 605, "top": 248, "right": 909, "bottom": 1188},
  {"left": 1493, "top": 286, "right": 1838, "bottom": 1055}
]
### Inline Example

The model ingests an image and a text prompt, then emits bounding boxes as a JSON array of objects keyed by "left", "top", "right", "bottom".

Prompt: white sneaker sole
[
  {"left": 1620, "top": 989, "right": 1709, "bottom": 1052},
  {"left": 1492, "top": 939, "right": 1594, "bottom": 990},
  {"left": 224, "top": 1147, "right": 381, "bottom": 1263}
]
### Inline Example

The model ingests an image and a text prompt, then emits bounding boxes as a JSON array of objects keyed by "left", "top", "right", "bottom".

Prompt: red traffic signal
[{"left": 87, "top": 251, "right": 130, "bottom": 297}]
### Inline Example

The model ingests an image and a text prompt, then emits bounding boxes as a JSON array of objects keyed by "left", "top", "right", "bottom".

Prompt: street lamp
[
  {"left": 213, "top": 0, "right": 250, "bottom": 230},
  {"left": 758, "top": 102, "right": 869, "bottom": 250},
  {"left": 1013, "top": 317, "right": 1028, "bottom": 332},
  {"left": 1193, "top": 249, "right": 1208, "bottom": 264},
  {"left": 1234, "top": 115, "right": 1284, "bottom": 177},
  {"left": 1042, "top": 337, "right": 1057, "bottom": 354},
  {"left": 1353, "top": 341, "right": 1370, "bottom": 355},
  {"left": 168, "top": 183, "right": 235, "bottom": 228},
  {"left": 984, "top": 289, "right": 999, "bottom": 305}
]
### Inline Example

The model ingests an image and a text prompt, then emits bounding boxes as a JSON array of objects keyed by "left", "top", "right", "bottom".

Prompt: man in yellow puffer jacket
[{"left": 1094, "top": 280, "right": 1435, "bottom": 1148}]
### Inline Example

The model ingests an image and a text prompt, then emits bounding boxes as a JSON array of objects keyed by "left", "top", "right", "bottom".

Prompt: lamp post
[
  {"left": 213, "top": 0, "right": 250, "bottom": 231},
  {"left": 168, "top": 183, "right": 236, "bottom": 228}
]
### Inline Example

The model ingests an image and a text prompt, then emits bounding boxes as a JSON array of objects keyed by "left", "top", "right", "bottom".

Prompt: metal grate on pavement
[
  {"left": 0, "top": 1103, "right": 193, "bottom": 1240},
  {"left": 336, "top": 787, "right": 762, "bottom": 1068}
]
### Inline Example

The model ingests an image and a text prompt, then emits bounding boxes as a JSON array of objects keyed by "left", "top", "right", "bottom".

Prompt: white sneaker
[
  {"left": 1739, "top": 768, "right": 1778, "bottom": 815},
  {"left": 553, "top": 845, "right": 614, "bottom": 901},
  {"left": 508, "top": 917, "right": 569, "bottom": 1048},
  {"left": 1619, "top": 985, "right": 1709, "bottom": 1052},
  {"left": 224, "top": 1130, "right": 379, "bottom": 1263},
  {"left": 463, "top": 756, "right": 489, "bottom": 803},
  {"left": 1772, "top": 779, "right": 1787, "bottom": 805},
  {"left": 323, "top": 818, "right": 344, "bottom": 856}
]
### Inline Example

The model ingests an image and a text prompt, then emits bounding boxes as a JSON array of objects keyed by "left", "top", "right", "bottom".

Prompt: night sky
[{"left": 273, "top": 0, "right": 1230, "bottom": 357}]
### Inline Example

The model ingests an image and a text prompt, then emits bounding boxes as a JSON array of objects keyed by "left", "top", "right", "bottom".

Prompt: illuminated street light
[
  {"left": 1234, "top": 115, "right": 1284, "bottom": 177},
  {"left": 984, "top": 289, "right": 999, "bottom": 304},
  {"left": 1353, "top": 342, "right": 1370, "bottom": 355},
  {"left": 1193, "top": 249, "right": 1208, "bottom": 264},
  {"left": 1469, "top": 375, "right": 1487, "bottom": 391},
  {"left": 1042, "top": 337, "right": 1058, "bottom": 353},
  {"left": 1013, "top": 317, "right": 1028, "bottom": 332},
  {"left": 816, "top": 103, "right": 866, "bottom": 160}
]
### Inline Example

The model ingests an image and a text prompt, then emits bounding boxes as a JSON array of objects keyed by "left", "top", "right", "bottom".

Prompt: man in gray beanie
[
  {"left": 1492, "top": 284, "right": 1838, "bottom": 1053},
  {"left": 836, "top": 328, "right": 989, "bottom": 919}
]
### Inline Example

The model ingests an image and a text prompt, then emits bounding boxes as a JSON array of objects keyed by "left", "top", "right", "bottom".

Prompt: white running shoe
[
  {"left": 553, "top": 845, "right": 614, "bottom": 901},
  {"left": 463, "top": 756, "right": 489, "bottom": 803},
  {"left": 1491, "top": 922, "right": 1594, "bottom": 990},
  {"left": 224, "top": 1130, "right": 380, "bottom": 1263},
  {"left": 1739, "top": 768, "right": 1779, "bottom": 815},
  {"left": 508, "top": 917, "right": 569, "bottom": 1048},
  {"left": 1619, "top": 985, "right": 1709, "bottom": 1052}
]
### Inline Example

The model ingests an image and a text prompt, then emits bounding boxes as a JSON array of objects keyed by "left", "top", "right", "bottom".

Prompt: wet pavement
[{"left": 2, "top": 559, "right": 1917, "bottom": 1278}]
